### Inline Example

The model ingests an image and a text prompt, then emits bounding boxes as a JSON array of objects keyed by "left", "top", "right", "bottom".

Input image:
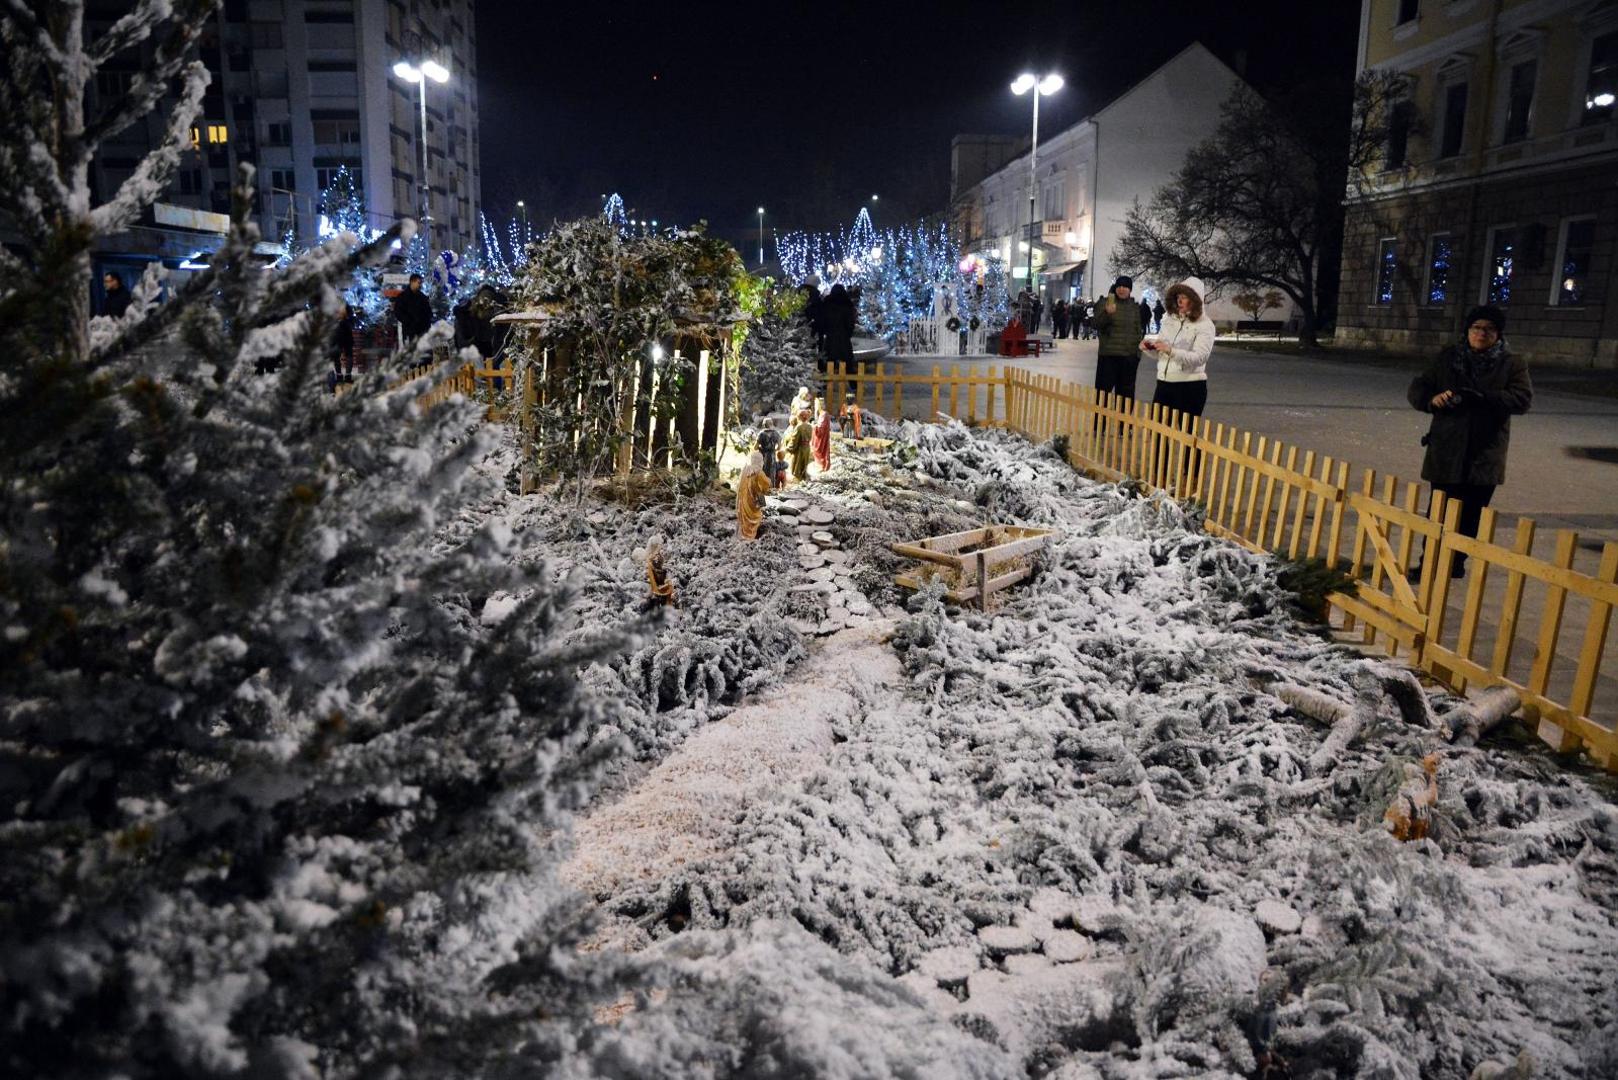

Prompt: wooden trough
[{"left": 892, "top": 525, "right": 1057, "bottom": 610}]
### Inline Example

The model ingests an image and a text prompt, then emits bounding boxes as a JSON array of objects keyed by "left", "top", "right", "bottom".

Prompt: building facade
[
  {"left": 950, "top": 44, "right": 1257, "bottom": 324},
  {"left": 1337, "top": 0, "right": 1618, "bottom": 368},
  {"left": 86, "top": 0, "right": 480, "bottom": 287}
]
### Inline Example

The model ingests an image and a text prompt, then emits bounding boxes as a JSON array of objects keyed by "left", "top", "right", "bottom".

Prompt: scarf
[{"left": 1448, "top": 338, "right": 1507, "bottom": 388}]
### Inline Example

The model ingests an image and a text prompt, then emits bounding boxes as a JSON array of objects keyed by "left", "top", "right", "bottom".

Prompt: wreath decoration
[
  {"left": 969, "top": 316, "right": 982, "bottom": 330},
  {"left": 945, "top": 316, "right": 962, "bottom": 332}
]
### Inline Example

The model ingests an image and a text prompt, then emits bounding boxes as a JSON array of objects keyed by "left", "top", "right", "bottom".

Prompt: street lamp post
[
  {"left": 393, "top": 55, "right": 450, "bottom": 250},
  {"left": 757, "top": 207, "right": 765, "bottom": 268},
  {"left": 1010, "top": 72, "right": 1063, "bottom": 304},
  {"left": 516, "top": 199, "right": 527, "bottom": 236}
]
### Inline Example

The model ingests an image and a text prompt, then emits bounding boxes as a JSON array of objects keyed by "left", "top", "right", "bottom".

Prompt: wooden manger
[{"left": 892, "top": 525, "right": 1057, "bottom": 610}]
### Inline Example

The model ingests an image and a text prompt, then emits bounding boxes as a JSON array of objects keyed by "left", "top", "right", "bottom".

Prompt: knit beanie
[
  {"left": 1464, "top": 304, "right": 1506, "bottom": 335},
  {"left": 1111, "top": 275, "right": 1133, "bottom": 292}
]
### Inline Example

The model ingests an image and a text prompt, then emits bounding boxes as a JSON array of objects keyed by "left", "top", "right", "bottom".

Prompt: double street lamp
[
  {"left": 393, "top": 53, "right": 450, "bottom": 249},
  {"left": 1010, "top": 72, "right": 1063, "bottom": 297}
]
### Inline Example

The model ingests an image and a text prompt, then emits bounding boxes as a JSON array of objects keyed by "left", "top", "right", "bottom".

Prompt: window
[
  {"left": 1397, "top": 0, "right": 1419, "bottom": 25},
  {"left": 206, "top": 123, "right": 228, "bottom": 144},
  {"left": 1425, "top": 233, "right": 1453, "bottom": 304},
  {"left": 312, "top": 117, "right": 362, "bottom": 146},
  {"left": 1502, "top": 60, "right": 1536, "bottom": 143},
  {"left": 308, "top": 60, "right": 357, "bottom": 73},
  {"left": 305, "top": 9, "right": 355, "bottom": 22},
  {"left": 1375, "top": 238, "right": 1397, "bottom": 304},
  {"left": 265, "top": 122, "right": 291, "bottom": 145},
  {"left": 1484, "top": 226, "right": 1516, "bottom": 304},
  {"left": 1040, "top": 180, "right": 1065, "bottom": 222},
  {"left": 269, "top": 168, "right": 295, "bottom": 191},
  {"left": 249, "top": 21, "right": 283, "bottom": 48},
  {"left": 1553, "top": 218, "right": 1596, "bottom": 306},
  {"left": 1439, "top": 83, "right": 1468, "bottom": 158},
  {"left": 178, "top": 170, "right": 201, "bottom": 195},
  {"left": 316, "top": 166, "right": 362, "bottom": 190},
  {"left": 1586, "top": 31, "right": 1618, "bottom": 125},
  {"left": 95, "top": 70, "right": 133, "bottom": 99},
  {"left": 1386, "top": 99, "right": 1414, "bottom": 168}
]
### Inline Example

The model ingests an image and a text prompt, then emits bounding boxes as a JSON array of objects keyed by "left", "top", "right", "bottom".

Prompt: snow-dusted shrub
[{"left": 0, "top": 6, "right": 635, "bottom": 1075}]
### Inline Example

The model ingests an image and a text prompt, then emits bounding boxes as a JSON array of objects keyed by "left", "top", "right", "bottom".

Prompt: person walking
[
  {"left": 100, "top": 271, "right": 131, "bottom": 318},
  {"left": 1138, "top": 298, "right": 1153, "bottom": 335},
  {"left": 1407, "top": 305, "right": 1532, "bottom": 577},
  {"left": 1146, "top": 277, "right": 1216, "bottom": 421},
  {"left": 1052, "top": 299, "right": 1069, "bottom": 339},
  {"left": 1031, "top": 294, "right": 1044, "bottom": 334},
  {"left": 1091, "top": 276, "right": 1143, "bottom": 401},
  {"left": 1152, "top": 298, "right": 1165, "bottom": 333},
  {"left": 821, "top": 283, "right": 856, "bottom": 369},
  {"left": 801, "top": 276, "right": 826, "bottom": 366},
  {"left": 393, "top": 273, "right": 433, "bottom": 349}
]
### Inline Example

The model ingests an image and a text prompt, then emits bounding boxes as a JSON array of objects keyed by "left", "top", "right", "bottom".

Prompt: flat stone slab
[
  {"left": 978, "top": 923, "right": 1037, "bottom": 956},
  {"left": 1004, "top": 953, "right": 1053, "bottom": 977},
  {"left": 807, "top": 567, "right": 837, "bottom": 583},
  {"left": 916, "top": 945, "right": 979, "bottom": 986},
  {"left": 802, "top": 508, "right": 836, "bottom": 525},
  {"left": 820, "top": 548, "right": 850, "bottom": 564},
  {"left": 811, "top": 530, "right": 836, "bottom": 545},
  {"left": 1041, "top": 929, "right": 1094, "bottom": 964},
  {"left": 1072, "top": 896, "right": 1121, "bottom": 935},
  {"left": 1255, "top": 899, "right": 1302, "bottom": 935}
]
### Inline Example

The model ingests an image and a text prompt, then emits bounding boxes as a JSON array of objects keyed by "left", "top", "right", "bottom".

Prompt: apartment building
[
  {"left": 949, "top": 44, "right": 1257, "bottom": 324},
  {"left": 87, "top": 0, "right": 480, "bottom": 286},
  {"left": 1337, "top": 0, "right": 1617, "bottom": 367}
]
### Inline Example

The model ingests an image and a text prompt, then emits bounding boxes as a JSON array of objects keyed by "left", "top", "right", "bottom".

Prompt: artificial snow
[{"left": 524, "top": 415, "right": 1618, "bottom": 1077}]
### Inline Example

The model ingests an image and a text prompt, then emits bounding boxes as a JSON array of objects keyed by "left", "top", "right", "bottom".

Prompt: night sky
[{"left": 475, "top": 0, "right": 1362, "bottom": 249}]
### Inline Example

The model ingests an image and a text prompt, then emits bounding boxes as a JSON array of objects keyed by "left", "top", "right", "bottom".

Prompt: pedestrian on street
[
  {"left": 821, "top": 283, "right": 856, "bottom": 368},
  {"left": 1091, "top": 276, "right": 1143, "bottom": 401},
  {"left": 801, "top": 276, "right": 826, "bottom": 365},
  {"left": 1139, "top": 298, "right": 1153, "bottom": 335},
  {"left": 1152, "top": 299, "right": 1165, "bottom": 333},
  {"left": 1407, "top": 304, "right": 1532, "bottom": 577},
  {"left": 1145, "top": 276, "right": 1216, "bottom": 421},
  {"left": 328, "top": 301, "right": 356, "bottom": 391},
  {"left": 393, "top": 273, "right": 434, "bottom": 349},
  {"left": 1031, "top": 295, "right": 1044, "bottom": 334},
  {"left": 100, "top": 271, "right": 131, "bottom": 318},
  {"left": 1052, "top": 299, "right": 1067, "bottom": 338}
]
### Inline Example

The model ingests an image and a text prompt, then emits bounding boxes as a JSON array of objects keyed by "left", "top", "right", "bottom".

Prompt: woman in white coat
[{"left": 1142, "top": 276, "right": 1216, "bottom": 420}]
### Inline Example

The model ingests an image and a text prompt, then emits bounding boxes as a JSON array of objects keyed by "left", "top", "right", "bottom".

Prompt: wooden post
[
  {"left": 949, "top": 364, "right": 962, "bottom": 419},
  {"left": 1569, "top": 541, "right": 1618, "bottom": 720},
  {"left": 1490, "top": 518, "right": 1537, "bottom": 677},
  {"left": 1453, "top": 507, "right": 1498, "bottom": 693},
  {"left": 986, "top": 366, "right": 999, "bottom": 427},
  {"left": 1529, "top": 530, "right": 1581, "bottom": 702}
]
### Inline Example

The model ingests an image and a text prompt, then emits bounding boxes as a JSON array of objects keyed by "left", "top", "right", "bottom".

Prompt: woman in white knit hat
[{"left": 1142, "top": 276, "right": 1216, "bottom": 420}]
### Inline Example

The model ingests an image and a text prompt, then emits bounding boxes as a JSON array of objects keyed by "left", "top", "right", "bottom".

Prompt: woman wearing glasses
[{"left": 1408, "top": 304, "right": 1533, "bottom": 578}]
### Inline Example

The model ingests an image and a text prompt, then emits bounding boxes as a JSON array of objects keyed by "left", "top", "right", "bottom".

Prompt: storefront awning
[{"left": 1041, "top": 261, "right": 1084, "bottom": 276}]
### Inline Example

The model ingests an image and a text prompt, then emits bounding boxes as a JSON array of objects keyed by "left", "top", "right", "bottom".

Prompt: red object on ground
[
  {"left": 1000, "top": 318, "right": 1029, "bottom": 357},
  {"left": 811, "top": 412, "right": 832, "bottom": 471}
]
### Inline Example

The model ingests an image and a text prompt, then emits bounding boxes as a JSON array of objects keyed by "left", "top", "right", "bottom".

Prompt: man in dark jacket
[
  {"left": 1139, "top": 298, "right": 1153, "bottom": 334},
  {"left": 101, "top": 272, "right": 131, "bottom": 318},
  {"left": 821, "top": 283, "right": 856, "bottom": 368},
  {"left": 1152, "top": 299, "right": 1165, "bottom": 332},
  {"left": 1407, "top": 304, "right": 1532, "bottom": 577},
  {"left": 1091, "top": 276, "right": 1143, "bottom": 400},
  {"left": 393, "top": 274, "right": 433, "bottom": 345}
]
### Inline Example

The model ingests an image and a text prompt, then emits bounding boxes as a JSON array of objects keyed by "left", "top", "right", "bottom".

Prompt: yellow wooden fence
[{"left": 997, "top": 368, "right": 1618, "bottom": 768}]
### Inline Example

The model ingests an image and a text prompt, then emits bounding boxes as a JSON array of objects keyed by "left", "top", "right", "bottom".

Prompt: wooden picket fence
[{"left": 998, "top": 368, "right": 1618, "bottom": 769}]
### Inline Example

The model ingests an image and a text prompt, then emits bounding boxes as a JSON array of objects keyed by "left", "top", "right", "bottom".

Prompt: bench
[{"left": 1234, "top": 320, "right": 1285, "bottom": 334}]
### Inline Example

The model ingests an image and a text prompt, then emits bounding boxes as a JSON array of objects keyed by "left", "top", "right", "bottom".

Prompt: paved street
[{"left": 896, "top": 337, "right": 1618, "bottom": 550}]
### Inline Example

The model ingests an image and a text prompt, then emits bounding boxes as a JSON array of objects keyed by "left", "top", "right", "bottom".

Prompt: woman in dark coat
[
  {"left": 821, "top": 283, "right": 856, "bottom": 367},
  {"left": 1407, "top": 304, "right": 1532, "bottom": 576}
]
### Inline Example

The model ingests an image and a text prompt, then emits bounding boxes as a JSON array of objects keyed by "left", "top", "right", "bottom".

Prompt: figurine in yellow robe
[{"left": 736, "top": 450, "right": 771, "bottom": 540}]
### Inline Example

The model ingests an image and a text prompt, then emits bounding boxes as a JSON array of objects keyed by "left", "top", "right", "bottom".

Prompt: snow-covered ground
[{"left": 488, "top": 418, "right": 1618, "bottom": 1079}]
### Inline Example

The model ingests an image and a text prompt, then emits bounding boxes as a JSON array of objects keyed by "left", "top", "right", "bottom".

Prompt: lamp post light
[
  {"left": 757, "top": 207, "right": 765, "bottom": 268},
  {"left": 1010, "top": 72, "right": 1063, "bottom": 300},
  {"left": 393, "top": 52, "right": 450, "bottom": 251},
  {"left": 516, "top": 199, "right": 527, "bottom": 236}
]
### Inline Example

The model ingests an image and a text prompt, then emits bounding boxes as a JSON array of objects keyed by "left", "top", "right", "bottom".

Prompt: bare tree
[{"left": 1114, "top": 73, "right": 1409, "bottom": 348}]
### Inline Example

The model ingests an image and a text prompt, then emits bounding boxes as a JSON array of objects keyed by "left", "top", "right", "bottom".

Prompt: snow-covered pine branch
[{"left": 90, "top": 59, "right": 209, "bottom": 235}]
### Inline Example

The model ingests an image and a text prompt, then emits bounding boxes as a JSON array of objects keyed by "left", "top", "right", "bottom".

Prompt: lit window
[
  {"left": 1375, "top": 238, "right": 1397, "bottom": 304},
  {"left": 1554, "top": 219, "right": 1596, "bottom": 306},
  {"left": 1586, "top": 32, "right": 1618, "bottom": 125},
  {"left": 1425, "top": 233, "right": 1452, "bottom": 304},
  {"left": 1486, "top": 227, "right": 1516, "bottom": 305},
  {"left": 189, "top": 126, "right": 200, "bottom": 149},
  {"left": 206, "top": 124, "right": 228, "bottom": 144}
]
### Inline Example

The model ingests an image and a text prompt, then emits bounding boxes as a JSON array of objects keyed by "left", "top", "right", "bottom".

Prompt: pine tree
[
  {"left": 0, "top": 4, "right": 633, "bottom": 1074},
  {"left": 740, "top": 285, "right": 819, "bottom": 415}
]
